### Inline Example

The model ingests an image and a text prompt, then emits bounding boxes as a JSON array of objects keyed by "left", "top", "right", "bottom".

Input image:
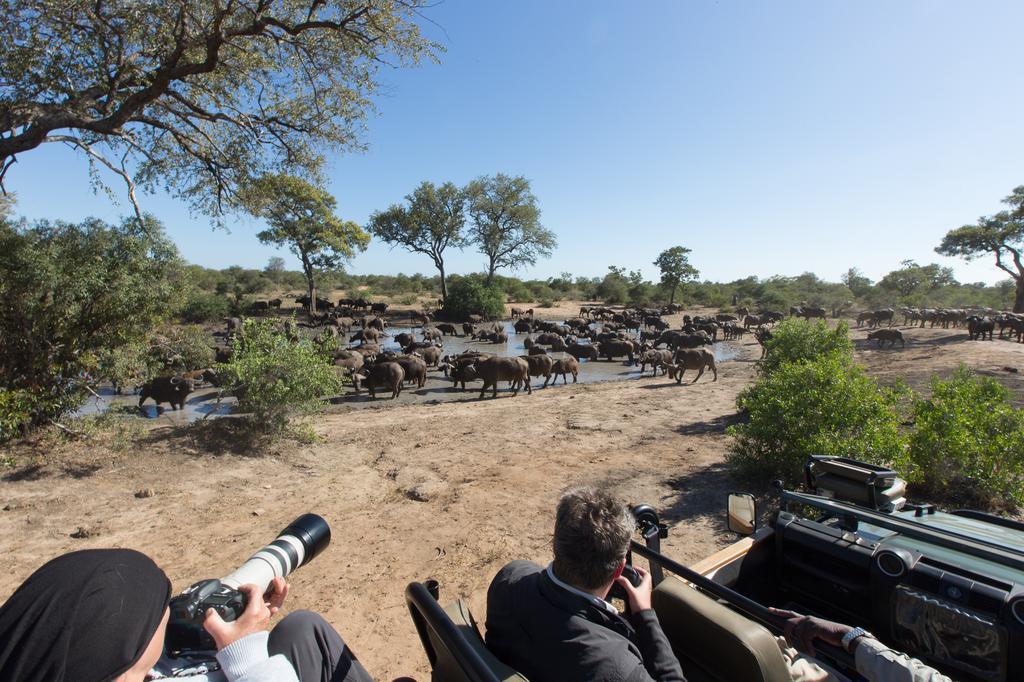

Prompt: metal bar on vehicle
[
  {"left": 782, "top": 489, "right": 1024, "bottom": 570},
  {"left": 405, "top": 582, "right": 502, "bottom": 682},
  {"left": 629, "top": 539, "right": 783, "bottom": 629}
]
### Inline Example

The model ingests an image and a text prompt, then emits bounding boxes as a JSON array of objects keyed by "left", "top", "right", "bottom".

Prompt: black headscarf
[{"left": 0, "top": 548, "right": 172, "bottom": 682}]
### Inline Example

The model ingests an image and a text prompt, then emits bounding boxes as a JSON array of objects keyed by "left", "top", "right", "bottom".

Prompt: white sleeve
[
  {"left": 215, "top": 631, "right": 300, "bottom": 682},
  {"left": 854, "top": 637, "right": 953, "bottom": 682}
]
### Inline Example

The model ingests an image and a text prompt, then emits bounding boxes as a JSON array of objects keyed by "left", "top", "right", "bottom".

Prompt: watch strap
[{"left": 841, "top": 626, "right": 870, "bottom": 652}]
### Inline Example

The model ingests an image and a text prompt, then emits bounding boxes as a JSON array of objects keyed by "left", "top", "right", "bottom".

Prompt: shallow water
[
  {"left": 73, "top": 385, "right": 236, "bottom": 423},
  {"left": 76, "top": 321, "right": 740, "bottom": 417}
]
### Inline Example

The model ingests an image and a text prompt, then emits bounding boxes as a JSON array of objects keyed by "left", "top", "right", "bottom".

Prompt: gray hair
[{"left": 551, "top": 486, "right": 634, "bottom": 590}]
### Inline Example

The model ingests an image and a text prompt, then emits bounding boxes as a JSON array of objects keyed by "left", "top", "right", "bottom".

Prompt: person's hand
[
  {"left": 203, "top": 579, "right": 289, "bottom": 650},
  {"left": 768, "top": 608, "right": 854, "bottom": 656},
  {"left": 615, "top": 565, "right": 653, "bottom": 612}
]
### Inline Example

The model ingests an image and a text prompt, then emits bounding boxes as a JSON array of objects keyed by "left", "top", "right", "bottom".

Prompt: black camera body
[{"left": 166, "top": 579, "right": 248, "bottom": 653}]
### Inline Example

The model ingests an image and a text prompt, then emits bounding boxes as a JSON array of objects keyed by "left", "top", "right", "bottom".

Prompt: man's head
[{"left": 552, "top": 487, "right": 634, "bottom": 590}]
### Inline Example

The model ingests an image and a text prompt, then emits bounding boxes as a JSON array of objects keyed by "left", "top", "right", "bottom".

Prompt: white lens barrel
[{"left": 221, "top": 535, "right": 308, "bottom": 591}]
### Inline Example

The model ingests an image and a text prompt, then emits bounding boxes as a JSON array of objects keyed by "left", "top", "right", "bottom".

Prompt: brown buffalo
[
  {"left": 476, "top": 356, "right": 531, "bottom": 399},
  {"left": 546, "top": 357, "right": 579, "bottom": 386},
  {"left": 670, "top": 348, "right": 717, "bottom": 384},
  {"left": 352, "top": 361, "right": 405, "bottom": 399}
]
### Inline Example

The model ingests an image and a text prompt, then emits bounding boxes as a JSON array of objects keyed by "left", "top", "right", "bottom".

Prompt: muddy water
[
  {"left": 76, "top": 321, "right": 740, "bottom": 418},
  {"left": 74, "top": 385, "right": 236, "bottom": 424}
]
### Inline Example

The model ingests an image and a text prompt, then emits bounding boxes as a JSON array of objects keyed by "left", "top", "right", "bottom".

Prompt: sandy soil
[{"left": 2, "top": 305, "right": 1023, "bottom": 680}]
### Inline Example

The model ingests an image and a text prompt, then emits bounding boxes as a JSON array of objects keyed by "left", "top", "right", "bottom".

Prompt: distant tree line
[{"left": 177, "top": 254, "right": 1013, "bottom": 322}]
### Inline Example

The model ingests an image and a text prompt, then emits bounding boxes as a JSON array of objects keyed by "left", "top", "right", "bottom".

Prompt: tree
[
  {"left": 878, "top": 260, "right": 956, "bottom": 303},
  {"left": 0, "top": 213, "right": 182, "bottom": 436},
  {"left": 465, "top": 174, "right": 556, "bottom": 284},
  {"left": 653, "top": 246, "right": 699, "bottom": 305},
  {"left": 0, "top": 1, "right": 438, "bottom": 220},
  {"left": 265, "top": 257, "right": 287, "bottom": 277},
  {"left": 937, "top": 186, "right": 1024, "bottom": 312},
  {"left": 368, "top": 181, "right": 466, "bottom": 302},
  {"left": 841, "top": 267, "right": 873, "bottom": 298},
  {"left": 243, "top": 174, "right": 368, "bottom": 315}
]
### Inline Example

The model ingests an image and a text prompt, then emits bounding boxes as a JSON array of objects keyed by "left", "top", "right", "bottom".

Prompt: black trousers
[{"left": 268, "top": 610, "right": 374, "bottom": 682}]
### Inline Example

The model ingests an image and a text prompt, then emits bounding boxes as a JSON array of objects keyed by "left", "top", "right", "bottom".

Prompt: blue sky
[{"left": 6, "top": 0, "right": 1024, "bottom": 285}]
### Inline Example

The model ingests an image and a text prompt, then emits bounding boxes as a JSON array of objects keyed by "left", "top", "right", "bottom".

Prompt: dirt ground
[{"left": 2, "top": 303, "right": 1023, "bottom": 680}]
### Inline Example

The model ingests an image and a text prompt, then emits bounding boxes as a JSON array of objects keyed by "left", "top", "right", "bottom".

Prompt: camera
[{"left": 165, "top": 513, "right": 331, "bottom": 654}]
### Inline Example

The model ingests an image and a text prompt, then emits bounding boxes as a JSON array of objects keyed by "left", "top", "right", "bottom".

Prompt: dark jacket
[{"left": 485, "top": 560, "right": 687, "bottom": 682}]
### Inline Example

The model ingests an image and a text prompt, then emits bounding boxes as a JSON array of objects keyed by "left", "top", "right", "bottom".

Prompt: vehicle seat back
[
  {"left": 651, "top": 576, "right": 791, "bottom": 682},
  {"left": 405, "top": 581, "right": 528, "bottom": 682},
  {"left": 442, "top": 599, "right": 528, "bottom": 682}
]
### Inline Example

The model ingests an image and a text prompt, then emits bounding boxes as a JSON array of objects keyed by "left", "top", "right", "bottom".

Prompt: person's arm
[
  {"left": 617, "top": 566, "right": 687, "bottom": 682},
  {"left": 853, "top": 636, "right": 952, "bottom": 682},
  {"left": 769, "top": 609, "right": 952, "bottom": 682},
  {"left": 205, "top": 580, "right": 299, "bottom": 682}
]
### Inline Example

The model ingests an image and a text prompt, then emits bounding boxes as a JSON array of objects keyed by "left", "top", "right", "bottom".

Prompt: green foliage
[
  {"left": 877, "top": 260, "right": 956, "bottom": 305},
  {"left": 465, "top": 174, "right": 556, "bottom": 283},
  {"left": 149, "top": 327, "right": 214, "bottom": 372},
  {"left": 1, "top": 1, "right": 439, "bottom": 218},
  {"left": 0, "top": 214, "right": 182, "bottom": 436},
  {"left": 443, "top": 277, "right": 505, "bottom": 320},
  {"left": 904, "top": 367, "right": 1024, "bottom": 509},
  {"left": 596, "top": 266, "right": 629, "bottom": 305},
  {"left": 96, "top": 340, "right": 151, "bottom": 393},
  {"left": 220, "top": 319, "right": 340, "bottom": 433},
  {"left": 243, "top": 174, "right": 369, "bottom": 313},
  {"left": 368, "top": 180, "right": 467, "bottom": 301},
  {"left": 0, "top": 389, "right": 37, "bottom": 441},
  {"left": 653, "top": 246, "right": 699, "bottom": 304},
  {"left": 179, "top": 290, "right": 231, "bottom": 322},
  {"left": 759, "top": 320, "right": 854, "bottom": 375},
  {"left": 727, "top": 355, "right": 908, "bottom": 484}
]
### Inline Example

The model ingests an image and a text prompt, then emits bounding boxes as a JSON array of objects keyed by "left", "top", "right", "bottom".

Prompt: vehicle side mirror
[{"left": 727, "top": 493, "right": 757, "bottom": 535}]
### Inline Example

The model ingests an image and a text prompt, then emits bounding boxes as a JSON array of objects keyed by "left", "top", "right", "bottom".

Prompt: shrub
[
  {"left": 760, "top": 319, "right": 853, "bottom": 375},
  {"left": 539, "top": 299, "right": 555, "bottom": 308},
  {"left": 905, "top": 367, "right": 1024, "bottom": 509},
  {"left": 727, "top": 355, "right": 907, "bottom": 484},
  {"left": 96, "top": 340, "right": 151, "bottom": 393},
  {"left": 0, "top": 214, "right": 182, "bottom": 436},
  {"left": 0, "top": 390, "right": 35, "bottom": 442},
  {"left": 148, "top": 327, "right": 215, "bottom": 372},
  {"left": 178, "top": 290, "right": 231, "bottom": 322},
  {"left": 443, "top": 278, "right": 505, "bottom": 320},
  {"left": 219, "top": 319, "right": 340, "bottom": 433}
]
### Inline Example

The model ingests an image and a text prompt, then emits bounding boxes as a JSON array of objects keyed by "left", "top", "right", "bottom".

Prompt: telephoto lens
[
  {"left": 221, "top": 513, "right": 331, "bottom": 592},
  {"left": 164, "top": 513, "right": 331, "bottom": 655}
]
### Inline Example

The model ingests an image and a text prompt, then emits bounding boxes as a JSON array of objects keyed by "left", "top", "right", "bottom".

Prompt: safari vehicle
[{"left": 405, "top": 456, "right": 1024, "bottom": 681}]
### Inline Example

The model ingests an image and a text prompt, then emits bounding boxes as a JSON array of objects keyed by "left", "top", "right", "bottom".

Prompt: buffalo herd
[{"left": 132, "top": 295, "right": 1024, "bottom": 411}]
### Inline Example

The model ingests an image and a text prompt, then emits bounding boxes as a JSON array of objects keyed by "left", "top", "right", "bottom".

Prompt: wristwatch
[{"left": 841, "top": 626, "right": 870, "bottom": 652}]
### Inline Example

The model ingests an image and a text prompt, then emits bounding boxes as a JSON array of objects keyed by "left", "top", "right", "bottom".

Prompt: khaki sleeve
[{"left": 854, "top": 637, "right": 953, "bottom": 682}]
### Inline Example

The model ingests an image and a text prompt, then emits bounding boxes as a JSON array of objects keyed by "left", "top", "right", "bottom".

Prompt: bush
[
  {"left": 442, "top": 278, "right": 505, "bottom": 320},
  {"left": 96, "top": 340, "right": 151, "bottom": 393},
  {"left": 219, "top": 319, "right": 340, "bottom": 433},
  {"left": 0, "top": 214, "right": 182, "bottom": 436},
  {"left": 179, "top": 290, "right": 231, "bottom": 322},
  {"left": 760, "top": 320, "right": 853, "bottom": 375},
  {"left": 149, "top": 326, "right": 215, "bottom": 372},
  {"left": 727, "top": 355, "right": 907, "bottom": 484},
  {"left": 0, "top": 390, "right": 35, "bottom": 441},
  {"left": 905, "top": 367, "right": 1024, "bottom": 509}
]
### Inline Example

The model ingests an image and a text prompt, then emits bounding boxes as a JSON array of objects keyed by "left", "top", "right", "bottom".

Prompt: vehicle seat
[
  {"left": 405, "top": 581, "right": 528, "bottom": 682},
  {"left": 652, "top": 576, "right": 791, "bottom": 682},
  {"left": 442, "top": 599, "right": 528, "bottom": 682}
]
